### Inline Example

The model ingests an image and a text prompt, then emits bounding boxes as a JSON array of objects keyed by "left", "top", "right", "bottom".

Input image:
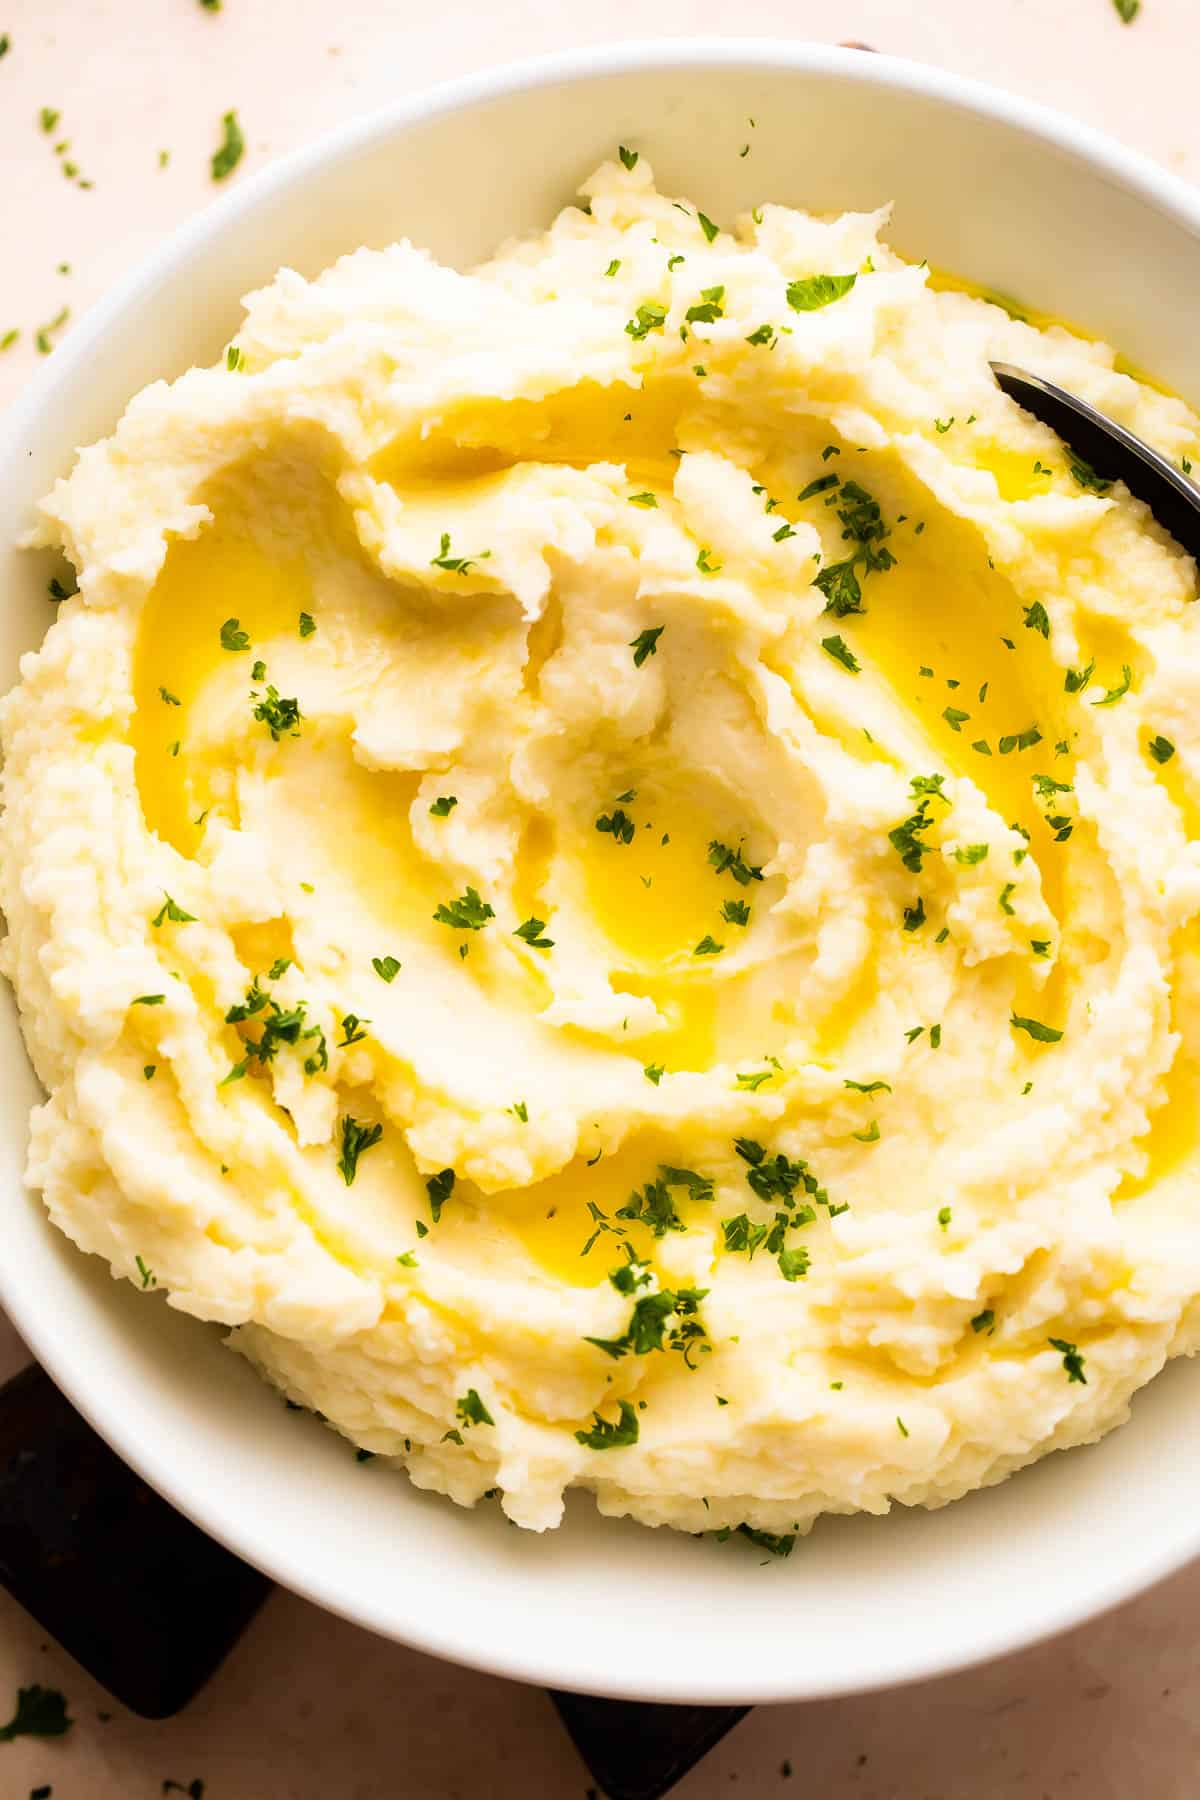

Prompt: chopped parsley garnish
[
  {"left": 1065, "top": 658, "right": 1095, "bottom": 695},
  {"left": 618, "top": 144, "right": 638, "bottom": 170},
  {"left": 708, "top": 840, "right": 763, "bottom": 885},
  {"left": 586, "top": 1283, "right": 709, "bottom": 1367},
  {"left": 616, "top": 1179, "right": 685, "bottom": 1236},
  {"left": 998, "top": 725, "right": 1041, "bottom": 754},
  {"left": 132, "top": 993, "right": 165, "bottom": 1006},
  {"left": 625, "top": 301, "right": 668, "bottom": 341},
  {"left": 971, "top": 1309, "right": 994, "bottom": 1333},
  {"left": 942, "top": 706, "right": 970, "bottom": 731},
  {"left": 888, "top": 775, "right": 948, "bottom": 872},
  {"left": 426, "top": 1167, "right": 455, "bottom": 1222},
  {"left": 937, "top": 1206, "right": 952, "bottom": 1229},
  {"left": 716, "top": 1524, "right": 796, "bottom": 1558},
  {"left": 159, "top": 686, "right": 181, "bottom": 706},
  {"left": 144, "top": 1064, "right": 156, "bottom": 1080},
  {"left": 1011, "top": 1013, "right": 1063, "bottom": 1043},
  {"left": 514, "top": 916, "right": 554, "bottom": 949},
  {"left": 1049, "top": 1336, "right": 1087, "bottom": 1381},
  {"left": 510, "top": 1100, "right": 528, "bottom": 1122},
  {"left": 226, "top": 345, "right": 245, "bottom": 370},
  {"left": 785, "top": 272, "right": 856, "bottom": 311},
  {"left": 210, "top": 109, "right": 244, "bottom": 181},
  {"left": 933, "top": 417, "right": 954, "bottom": 434},
  {"left": 574, "top": 1400, "right": 639, "bottom": 1450},
  {"left": 219, "top": 617, "right": 249, "bottom": 652},
  {"left": 1067, "top": 452, "right": 1112, "bottom": 493},
  {"left": 721, "top": 899, "right": 750, "bottom": 926},
  {"left": 135, "top": 1254, "right": 155, "bottom": 1289},
  {"left": 896, "top": 1416, "right": 909, "bottom": 1439},
  {"left": 0, "top": 329, "right": 18, "bottom": 351},
  {"left": 604, "top": 258, "right": 621, "bottom": 277},
  {"left": 252, "top": 686, "right": 301, "bottom": 739},
  {"left": 745, "top": 323, "right": 777, "bottom": 347},
  {"left": 722, "top": 1213, "right": 769, "bottom": 1258},
  {"left": 431, "top": 532, "right": 488, "bottom": 574},
  {"left": 429, "top": 795, "right": 458, "bottom": 816},
  {"left": 697, "top": 211, "right": 719, "bottom": 242},
  {"left": 1093, "top": 664, "right": 1132, "bottom": 707},
  {"left": 0, "top": 1685, "right": 72, "bottom": 1742},
  {"left": 433, "top": 886, "right": 494, "bottom": 930},
  {"left": 797, "top": 474, "right": 840, "bottom": 503},
  {"left": 696, "top": 546, "right": 721, "bottom": 575},
  {"left": 930, "top": 1023, "right": 942, "bottom": 1048},
  {"left": 251, "top": 659, "right": 266, "bottom": 680},
  {"left": 267, "top": 957, "right": 291, "bottom": 980},
  {"left": 736, "top": 1070, "right": 772, "bottom": 1090},
  {"left": 336, "top": 1116, "right": 382, "bottom": 1185},
  {"left": 778, "top": 1245, "right": 811, "bottom": 1282},
  {"left": 954, "top": 843, "right": 989, "bottom": 865},
  {"left": 456, "top": 1388, "right": 495, "bottom": 1427},
  {"left": 1148, "top": 735, "right": 1176, "bottom": 764},
  {"left": 844, "top": 1078, "right": 891, "bottom": 1095},
  {"left": 852, "top": 1119, "right": 880, "bottom": 1143},
  {"left": 643, "top": 1063, "right": 665, "bottom": 1086},
  {"left": 821, "top": 634, "right": 860, "bottom": 673},
  {"left": 902, "top": 898, "right": 926, "bottom": 931},
  {"left": 999, "top": 882, "right": 1016, "bottom": 915},
  {"left": 596, "top": 807, "right": 636, "bottom": 844},
  {"left": 337, "top": 1013, "right": 369, "bottom": 1047},
  {"left": 630, "top": 625, "right": 664, "bottom": 666},
  {"left": 1021, "top": 600, "right": 1050, "bottom": 640},
  {"left": 814, "top": 560, "right": 862, "bottom": 616},
  {"left": 693, "top": 935, "right": 724, "bottom": 956},
  {"left": 152, "top": 893, "right": 197, "bottom": 926},
  {"left": 298, "top": 611, "right": 316, "bottom": 638},
  {"left": 685, "top": 284, "right": 725, "bottom": 324},
  {"left": 628, "top": 491, "right": 657, "bottom": 507}
]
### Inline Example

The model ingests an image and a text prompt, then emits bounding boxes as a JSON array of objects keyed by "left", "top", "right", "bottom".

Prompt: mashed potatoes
[{"left": 5, "top": 155, "right": 1200, "bottom": 1543}]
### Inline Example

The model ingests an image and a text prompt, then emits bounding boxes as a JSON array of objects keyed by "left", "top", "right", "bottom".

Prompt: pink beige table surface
[{"left": 2, "top": 1, "right": 1199, "bottom": 1793}]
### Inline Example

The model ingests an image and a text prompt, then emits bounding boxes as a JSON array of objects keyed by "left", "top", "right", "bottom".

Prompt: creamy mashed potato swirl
[{"left": 6, "top": 156, "right": 1200, "bottom": 1541}]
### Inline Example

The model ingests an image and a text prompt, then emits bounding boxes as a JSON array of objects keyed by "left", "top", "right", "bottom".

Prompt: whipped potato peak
[{"left": 5, "top": 153, "right": 1200, "bottom": 1542}]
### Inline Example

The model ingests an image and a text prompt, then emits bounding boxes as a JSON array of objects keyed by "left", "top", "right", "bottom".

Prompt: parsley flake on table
[
  {"left": 0, "top": 1685, "right": 72, "bottom": 1742},
  {"left": 433, "top": 886, "right": 494, "bottom": 930},
  {"left": 630, "top": 625, "right": 664, "bottom": 666},
  {"left": 210, "top": 109, "right": 244, "bottom": 181},
  {"left": 786, "top": 272, "right": 856, "bottom": 311}
]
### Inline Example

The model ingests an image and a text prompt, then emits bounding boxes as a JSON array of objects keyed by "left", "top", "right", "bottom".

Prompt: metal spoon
[{"left": 990, "top": 361, "right": 1200, "bottom": 559}]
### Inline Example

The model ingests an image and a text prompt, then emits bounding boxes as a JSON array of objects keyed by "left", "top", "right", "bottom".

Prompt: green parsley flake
[
  {"left": 708, "top": 840, "right": 763, "bottom": 885},
  {"left": 625, "top": 301, "right": 668, "bottom": 341},
  {"left": 1022, "top": 600, "right": 1050, "bottom": 638},
  {"left": 0, "top": 1685, "right": 72, "bottom": 1742},
  {"left": 1093, "top": 664, "right": 1133, "bottom": 707},
  {"left": 721, "top": 898, "right": 750, "bottom": 926},
  {"left": 954, "top": 843, "right": 989, "bottom": 865},
  {"left": 220, "top": 617, "right": 249, "bottom": 652},
  {"left": 1049, "top": 1335, "right": 1088, "bottom": 1381},
  {"left": 696, "top": 546, "right": 721, "bottom": 575},
  {"left": 575, "top": 1400, "right": 640, "bottom": 1450},
  {"left": 685, "top": 284, "right": 725, "bottom": 324},
  {"left": 630, "top": 625, "right": 664, "bottom": 666},
  {"left": 429, "top": 795, "right": 458, "bottom": 816},
  {"left": 937, "top": 1206, "right": 952, "bottom": 1230},
  {"left": 298, "top": 611, "right": 316, "bottom": 638},
  {"left": 628, "top": 490, "right": 657, "bottom": 507},
  {"left": 457, "top": 1388, "right": 495, "bottom": 1427},
  {"left": 693, "top": 935, "right": 724, "bottom": 956},
  {"left": 1011, "top": 1012, "right": 1063, "bottom": 1043},
  {"left": 514, "top": 915, "right": 554, "bottom": 949},
  {"left": 618, "top": 144, "right": 638, "bottom": 170},
  {"left": 643, "top": 1063, "right": 665, "bottom": 1085},
  {"left": 1148, "top": 735, "right": 1176, "bottom": 764},
  {"left": 431, "top": 531, "right": 488, "bottom": 573},
  {"left": 971, "top": 1308, "right": 995, "bottom": 1334},
  {"left": 135, "top": 1254, "right": 155, "bottom": 1290},
  {"left": 336, "top": 1116, "right": 381, "bottom": 1185},
  {"left": 210, "top": 109, "right": 244, "bottom": 181},
  {"left": 372, "top": 955, "right": 401, "bottom": 982},
  {"left": 433, "top": 886, "right": 493, "bottom": 930},
  {"left": 132, "top": 993, "right": 165, "bottom": 1006},
  {"left": 252, "top": 686, "right": 301, "bottom": 740},
  {"left": 596, "top": 807, "right": 635, "bottom": 844},
  {"left": 821, "top": 633, "right": 860, "bottom": 673},
  {"left": 786, "top": 272, "right": 856, "bottom": 311},
  {"left": 697, "top": 211, "right": 719, "bottom": 243},
  {"left": 152, "top": 893, "right": 197, "bottom": 927},
  {"left": 426, "top": 1167, "right": 455, "bottom": 1222},
  {"left": 604, "top": 258, "right": 621, "bottom": 277},
  {"left": 930, "top": 1023, "right": 942, "bottom": 1048}
]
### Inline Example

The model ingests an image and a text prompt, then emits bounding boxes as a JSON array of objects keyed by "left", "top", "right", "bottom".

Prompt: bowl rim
[{"left": 5, "top": 36, "right": 1200, "bottom": 1705}]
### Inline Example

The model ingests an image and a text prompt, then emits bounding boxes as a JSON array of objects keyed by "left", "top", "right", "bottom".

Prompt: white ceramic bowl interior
[{"left": 3, "top": 41, "right": 1200, "bottom": 1706}]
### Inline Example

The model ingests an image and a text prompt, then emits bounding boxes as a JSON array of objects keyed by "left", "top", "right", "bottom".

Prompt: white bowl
[{"left": 3, "top": 40, "right": 1200, "bottom": 1707}]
